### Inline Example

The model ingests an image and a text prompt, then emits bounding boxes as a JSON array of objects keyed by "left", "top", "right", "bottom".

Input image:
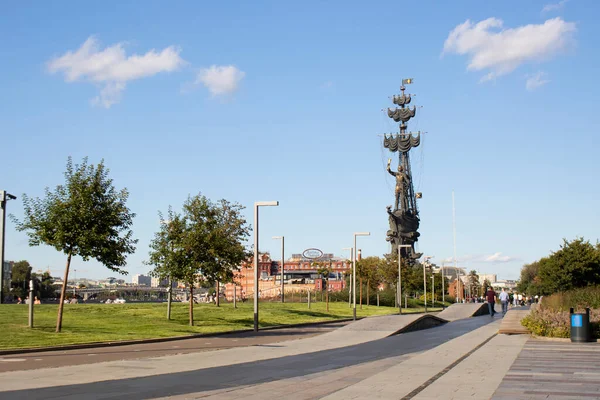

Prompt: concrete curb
[
  {"left": 530, "top": 334, "right": 600, "bottom": 343},
  {"left": 0, "top": 317, "right": 360, "bottom": 356}
]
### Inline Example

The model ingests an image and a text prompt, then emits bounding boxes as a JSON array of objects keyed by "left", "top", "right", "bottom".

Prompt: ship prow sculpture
[{"left": 383, "top": 78, "right": 422, "bottom": 262}]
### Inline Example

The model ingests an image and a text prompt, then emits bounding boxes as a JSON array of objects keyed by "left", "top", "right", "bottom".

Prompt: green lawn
[{"left": 0, "top": 302, "right": 443, "bottom": 350}]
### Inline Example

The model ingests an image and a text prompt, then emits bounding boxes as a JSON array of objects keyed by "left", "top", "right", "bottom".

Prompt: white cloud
[
  {"left": 483, "top": 253, "right": 515, "bottom": 263},
  {"left": 542, "top": 0, "right": 569, "bottom": 13},
  {"left": 526, "top": 71, "right": 550, "bottom": 90},
  {"left": 440, "top": 253, "right": 517, "bottom": 264},
  {"left": 47, "top": 36, "right": 185, "bottom": 108},
  {"left": 195, "top": 65, "right": 245, "bottom": 96},
  {"left": 443, "top": 17, "right": 576, "bottom": 82}
]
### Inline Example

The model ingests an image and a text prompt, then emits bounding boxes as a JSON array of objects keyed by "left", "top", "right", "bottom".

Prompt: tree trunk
[
  {"left": 56, "top": 252, "right": 72, "bottom": 333},
  {"left": 189, "top": 284, "right": 194, "bottom": 326},
  {"left": 326, "top": 279, "right": 329, "bottom": 312},
  {"left": 359, "top": 277, "right": 363, "bottom": 309},
  {"left": 215, "top": 280, "right": 220, "bottom": 307},
  {"left": 367, "top": 279, "right": 370, "bottom": 306}
]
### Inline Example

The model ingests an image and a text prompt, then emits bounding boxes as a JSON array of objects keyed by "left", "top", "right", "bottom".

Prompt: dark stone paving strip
[
  {"left": 504, "top": 376, "right": 600, "bottom": 384},
  {"left": 525, "top": 391, "right": 600, "bottom": 398},
  {"left": 492, "top": 338, "right": 600, "bottom": 400}
]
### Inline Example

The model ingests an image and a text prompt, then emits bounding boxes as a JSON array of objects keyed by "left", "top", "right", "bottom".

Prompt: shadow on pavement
[{"left": 0, "top": 317, "right": 496, "bottom": 400}]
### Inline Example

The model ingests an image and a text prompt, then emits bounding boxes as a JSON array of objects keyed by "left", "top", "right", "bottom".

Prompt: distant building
[
  {"left": 432, "top": 265, "right": 466, "bottom": 280},
  {"left": 492, "top": 279, "right": 517, "bottom": 290},
  {"left": 224, "top": 251, "right": 351, "bottom": 300},
  {"left": 478, "top": 274, "right": 497, "bottom": 285},
  {"left": 151, "top": 277, "right": 169, "bottom": 287},
  {"left": 132, "top": 274, "right": 151, "bottom": 286}
]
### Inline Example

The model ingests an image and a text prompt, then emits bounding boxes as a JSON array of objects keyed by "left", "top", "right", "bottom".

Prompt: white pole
[
  {"left": 431, "top": 275, "right": 434, "bottom": 307},
  {"left": 353, "top": 236, "right": 357, "bottom": 321},
  {"left": 423, "top": 259, "right": 427, "bottom": 312},
  {"left": 452, "top": 190, "right": 459, "bottom": 302},
  {"left": 398, "top": 248, "right": 402, "bottom": 315},
  {"left": 254, "top": 201, "right": 278, "bottom": 332},
  {"left": 442, "top": 262, "right": 445, "bottom": 305},
  {"left": 397, "top": 244, "right": 411, "bottom": 315},
  {"left": 352, "top": 234, "right": 369, "bottom": 320},
  {"left": 343, "top": 247, "right": 353, "bottom": 308},
  {"left": 253, "top": 204, "right": 259, "bottom": 331},
  {"left": 281, "top": 236, "right": 284, "bottom": 303}
]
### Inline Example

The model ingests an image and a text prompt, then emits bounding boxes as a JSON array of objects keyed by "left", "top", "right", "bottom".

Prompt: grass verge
[{"left": 0, "top": 302, "right": 443, "bottom": 350}]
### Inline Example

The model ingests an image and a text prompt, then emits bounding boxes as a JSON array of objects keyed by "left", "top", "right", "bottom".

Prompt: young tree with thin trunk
[
  {"left": 357, "top": 256, "right": 380, "bottom": 309},
  {"left": 146, "top": 207, "right": 183, "bottom": 320},
  {"left": 147, "top": 194, "right": 250, "bottom": 326},
  {"left": 314, "top": 262, "right": 333, "bottom": 311},
  {"left": 12, "top": 157, "right": 137, "bottom": 332}
]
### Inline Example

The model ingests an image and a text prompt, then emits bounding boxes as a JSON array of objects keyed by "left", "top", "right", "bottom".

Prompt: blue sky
[{"left": 2, "top": 0, "right": 599, "bottom": 281}]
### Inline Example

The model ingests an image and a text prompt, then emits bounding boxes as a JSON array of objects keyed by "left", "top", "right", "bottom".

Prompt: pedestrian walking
[
  {"left": 499, "top": 288, "right": 509, "bottom": 316},
  {"left": 486, "top": 287, "right": 496, "bottom": 317}
]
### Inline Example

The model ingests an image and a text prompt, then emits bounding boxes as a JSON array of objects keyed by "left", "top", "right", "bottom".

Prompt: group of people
[
  {"left": 484, "top": 287, "right": 540, "bottom": 317},
  {"left": 15, "top": 296, "right": 42, "bottom": 304}
]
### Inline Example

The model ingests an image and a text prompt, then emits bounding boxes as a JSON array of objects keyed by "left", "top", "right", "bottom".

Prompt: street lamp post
[
  {"left": 397, "top": 244, "right": 412, "bottom": 315},
  {"left": 441, "top": 262, "right": 445, "bottom": 306},
  {"left": 423, "top": 256, "right": 434, "bottom": 313},
  {"left": 342, "top": 247, "right": 353, "bottom": 308},
  {"left": 272, "top": 236, "right": 285, "bottom": 303},
  {"left": 254, "top": 201, "right": 279, "bottom": 332},
  {"left": 353, "top": 232, "right": 370, "bottom": 321},
  {"left": 161, "top": 219, "right": 174, "bottom": 320},
  {"left": 431, "top": 275, "right": 435, "bottom": 307},
  {"left": 0, "top": 190, "right": 16, "bottom": 304}
]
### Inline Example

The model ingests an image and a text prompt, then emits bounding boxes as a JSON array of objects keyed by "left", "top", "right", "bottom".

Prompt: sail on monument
[{"left": 384, "top": 78, "right": 422, "bottom": 261}]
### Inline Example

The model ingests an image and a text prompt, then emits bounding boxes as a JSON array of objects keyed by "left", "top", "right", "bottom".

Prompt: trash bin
[{"left": 570, "top": 307, "right": 592, "bottom": 343}]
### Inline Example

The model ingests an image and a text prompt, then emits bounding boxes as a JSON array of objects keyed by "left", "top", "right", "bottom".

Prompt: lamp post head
[
  {"left": 272, "top": 236, "right": 283, "bottom": 240},
  {"left": 255, "top": 201, "right": 279, "bottom": 207},
  {"left": 0, "top": 191, "right": 16, "bottom": 202},
  {"left": 354, "top": 232, "right": 370, "bottom": 237}
]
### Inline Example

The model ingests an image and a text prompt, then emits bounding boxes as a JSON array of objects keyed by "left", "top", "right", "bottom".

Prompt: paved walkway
[
  {"left": 0, "top": 322, "right": 350, "bottom": 373},
  {"left": 1, "top": 313, "right": 596, "bottom": 400},
  {"left": 492, "top": 339, "right": 600, "bottom": 399},
  {"left": 0, "top": 316, "right": 496, "bottom": 399}
]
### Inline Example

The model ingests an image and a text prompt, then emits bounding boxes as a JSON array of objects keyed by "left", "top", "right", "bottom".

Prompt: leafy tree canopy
[
  {"left": 12, "top": 157, "right": 137, "bottom": 274},
  {"left": 538, "top": 237, "right": 600, "bottom": 294}
]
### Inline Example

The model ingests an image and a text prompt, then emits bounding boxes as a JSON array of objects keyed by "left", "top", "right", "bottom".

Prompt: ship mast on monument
[{"left": 383, "top": 78, "right": 423, "bottom": 262}]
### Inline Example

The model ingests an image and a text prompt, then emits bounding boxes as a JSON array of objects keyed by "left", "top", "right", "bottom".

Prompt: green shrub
[{"left": 521, "top": 286, "right": 600, "bottom": 338}]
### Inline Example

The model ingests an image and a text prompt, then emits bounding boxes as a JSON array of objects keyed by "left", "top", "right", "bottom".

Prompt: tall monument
[{"left": 383, "top": 79, "right": 422, "bottom": 261}]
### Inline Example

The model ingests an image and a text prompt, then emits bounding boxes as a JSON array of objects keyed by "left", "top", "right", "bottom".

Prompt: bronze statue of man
[{"left": 387, "top": 158, "right": 410, "bottom": 211}]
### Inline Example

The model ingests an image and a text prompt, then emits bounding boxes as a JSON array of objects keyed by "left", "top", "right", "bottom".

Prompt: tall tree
[
  {"left": 9, "top": 260, "right": 32, "bottom": 299},
  {"left": 12, "top": 157, "right": 137, "bottom": 332},
  {"left": 516, "top": 261, "right": 541, "bottom": 294},
  {"left": 538, "top": 237, "right": 600, "bottom": 293},
  {"left": 467, "top": 270, "right": 481, "bottom": 298}
]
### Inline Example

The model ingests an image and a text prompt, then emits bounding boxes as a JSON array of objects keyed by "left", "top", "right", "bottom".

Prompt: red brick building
[{"left": 224, "top": 252, "right": 352, "bottom": 300}]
